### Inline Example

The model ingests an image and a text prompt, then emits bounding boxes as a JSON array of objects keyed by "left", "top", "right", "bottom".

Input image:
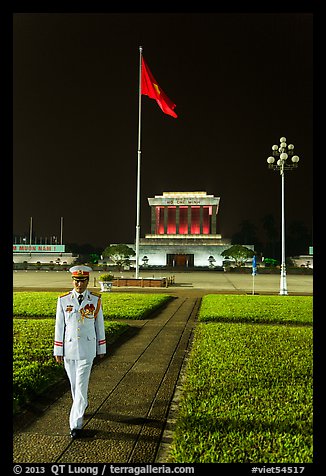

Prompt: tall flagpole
[
  {"left": 60, "top": 216, "right": 64, "bottom": 245},
  {"left": 135, "top": 46, "right": 143, "bottom": 279},
  {"left": 29, "top": 216, "right": 33, "bottom": 245},
  {"left": 29, "top": 216, "right": 33, "bottom": 257}
]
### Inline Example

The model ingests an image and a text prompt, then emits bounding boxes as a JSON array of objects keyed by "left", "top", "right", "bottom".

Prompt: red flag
[{"left": 141, "top": 57, "right": 178, "bottom": 118}]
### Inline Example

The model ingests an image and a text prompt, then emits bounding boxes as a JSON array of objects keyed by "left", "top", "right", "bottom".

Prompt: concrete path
[
  {"left": 13, "top": 297, "right": 199, "bottom": 463},
  {"left": 13, "top": 269, "right": 313, "bottom": 295}
]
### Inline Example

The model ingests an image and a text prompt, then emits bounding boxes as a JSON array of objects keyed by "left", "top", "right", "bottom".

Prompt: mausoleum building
[{"left": 135, "top": 191, "right": 237, "bottom": 268}]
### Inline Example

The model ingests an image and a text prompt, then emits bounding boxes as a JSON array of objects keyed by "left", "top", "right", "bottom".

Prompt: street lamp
[{"left": 267, "top": 136, "right": 300, "bottom": 296}]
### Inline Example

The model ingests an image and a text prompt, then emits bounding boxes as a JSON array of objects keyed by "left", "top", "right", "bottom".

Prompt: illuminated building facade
[
  {"left": 148, "top": 191, "right": 220, "bottom": 236},
  {"left": 136, "top": 191, "right": 239, "bottom": 268}
]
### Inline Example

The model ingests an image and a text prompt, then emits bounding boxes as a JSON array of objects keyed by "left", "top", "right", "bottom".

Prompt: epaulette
[
  {"left": 59, "top": 291, "right": 71, "bottom": 298},
  {"left": 91, "top": 291, "right": 101, "bottom": 298}
]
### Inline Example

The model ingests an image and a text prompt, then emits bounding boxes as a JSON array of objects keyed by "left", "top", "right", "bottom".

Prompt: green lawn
[
  {"left": 168, "top": 295, "right": 313, "bottom": 463},
  {"left": 13, "top": 291, "right": 172, "bottom": 319},
  {"left": 198, "top": 294, "right": 313, "bottom": 325}
]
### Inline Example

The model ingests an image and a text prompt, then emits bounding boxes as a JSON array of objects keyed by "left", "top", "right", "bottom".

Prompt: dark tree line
[
  {"left": 65, "top": 243, "right": 103, "bottom": 264},
  {"left": 231, "top": 214, "right": 312, "bottom": 261}
]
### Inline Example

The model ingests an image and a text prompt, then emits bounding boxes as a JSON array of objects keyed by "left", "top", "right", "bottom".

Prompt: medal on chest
[{"left": 80, "top": 303, "right": 96, "bottom": 322}]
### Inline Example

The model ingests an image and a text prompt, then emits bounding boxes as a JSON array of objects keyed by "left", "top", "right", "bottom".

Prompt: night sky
[{"left": 12, "top": 11, "right": 313, "bottom": 250}]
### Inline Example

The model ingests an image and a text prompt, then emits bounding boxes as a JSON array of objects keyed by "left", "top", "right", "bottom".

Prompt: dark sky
[{"left": 13, "top": 11, "right": 313, "bottom": 249}]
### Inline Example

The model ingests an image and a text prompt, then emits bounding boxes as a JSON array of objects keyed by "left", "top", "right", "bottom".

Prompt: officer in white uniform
[{"left": 53, "top": 265, "right": 106, "bottom": 438}]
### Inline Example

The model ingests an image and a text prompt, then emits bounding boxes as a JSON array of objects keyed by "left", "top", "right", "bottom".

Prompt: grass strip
[
  {"left": 198, "top": 294, "right": 313, "bottom": 325},
  {"left": 169, "top": 322, "right": 313, "bottom": 463},
  {"left": 13, "top": 292, "right": 172, "bottom": 319}
]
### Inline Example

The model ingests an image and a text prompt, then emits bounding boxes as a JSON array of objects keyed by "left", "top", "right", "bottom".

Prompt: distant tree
[
  {"left": 65, "top": 242, "right": 79, "bottom": 253},
  {"left": 102, "top": 244, "right": 135, "bottom": 271},
  {"left": 287, "top": 221, "right": 311, "bottom": 256},
  {"left": 89, "top": 253, "right": 100, "bottom": 264},
  {"left": 263, "top": 257, "right": 278, "bottom": 267},
  {"left": 261, "top": 214, "right": 278, "bottom": 259},
  {"left": 66, "top": 243, "right": 102, "bottom": 264},
  {"left": 232, "top": 220, "right": 259, "bottom": 246},
  {"left": 221, "top": 245, "right": 255, "bottom": 267}
]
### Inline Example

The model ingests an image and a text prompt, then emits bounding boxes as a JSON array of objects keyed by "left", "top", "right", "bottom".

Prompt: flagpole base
[{"left": 279, "top": 265, "right": 288, "bottom": 296}]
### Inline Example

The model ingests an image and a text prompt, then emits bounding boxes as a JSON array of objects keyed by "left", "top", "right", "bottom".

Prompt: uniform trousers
[{"left": 64, "top": 358, "right": 93, "bottom": 430}]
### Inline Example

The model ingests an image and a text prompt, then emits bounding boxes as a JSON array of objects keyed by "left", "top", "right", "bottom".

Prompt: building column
[
  {"left": 164, "top": 206, "right": 168, "bottom": 234},
  {"left": 200, "top": 206, "right": 204, "bottom": 234},
  {"left": 176, "top": 206, "right": 180, "bottom": 234},
  {"left": 151, "top": 206, "right": 156, "bottom": 234},
  {"left": 211, "top": 205, "right": 217, "bottom": 234},
  {"left": 187, "top": 206, "right": 191, "bottom": 234}
]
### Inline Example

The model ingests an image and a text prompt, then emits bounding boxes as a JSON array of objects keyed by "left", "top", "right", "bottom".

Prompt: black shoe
[{"left": 70, "top": 428, "right": 82, "bottom": 439}]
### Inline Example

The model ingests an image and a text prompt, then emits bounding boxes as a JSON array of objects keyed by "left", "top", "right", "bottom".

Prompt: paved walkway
[
  {"left": 13, "top": 297, "right": 199, "bottom": 463},
  {"left": 13, "top": 269, "right": 313, "bottom": 295}
]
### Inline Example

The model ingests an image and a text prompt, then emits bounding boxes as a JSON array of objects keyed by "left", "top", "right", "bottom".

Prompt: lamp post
[{"left": 267, "top": 137, "right": 300, "bottom": 296}]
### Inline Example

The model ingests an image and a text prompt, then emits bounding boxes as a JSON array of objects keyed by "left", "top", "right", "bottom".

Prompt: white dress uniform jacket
[{"left": 54, "top": 290, "right": 106, "bottom": 359}]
